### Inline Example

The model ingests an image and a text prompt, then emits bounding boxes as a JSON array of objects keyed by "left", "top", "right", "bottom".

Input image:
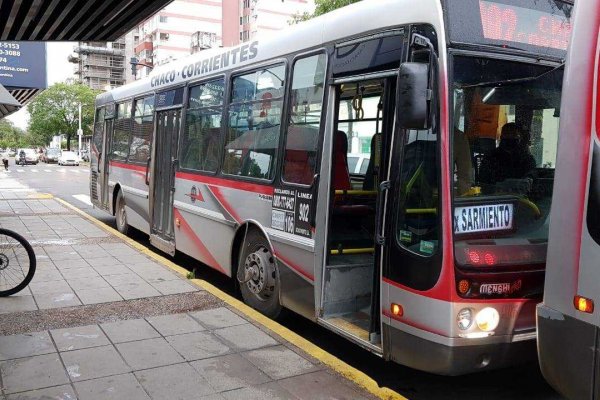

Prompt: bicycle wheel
[{"left": 0, "top": 228, "right": 36, "bottom": 297}]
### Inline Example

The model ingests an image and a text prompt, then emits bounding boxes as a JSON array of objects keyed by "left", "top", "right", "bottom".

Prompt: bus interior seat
[
  {"left": 363, "top": 132, "right": 381, "bottom": 191},
  {"left": 284, "top": 150, "right": 313, "bottom": 184},
  {"left": 333, "top": 130, "right": 352, "bottom": 190}
]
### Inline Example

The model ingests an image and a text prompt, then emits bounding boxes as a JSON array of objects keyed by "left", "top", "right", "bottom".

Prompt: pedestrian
[{"left": 2, "top": 155, "right": 7, "bottom": 171}]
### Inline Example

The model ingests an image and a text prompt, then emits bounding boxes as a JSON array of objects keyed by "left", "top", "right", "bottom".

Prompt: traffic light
[{"left": 130, "top": 57, "right": 138, "bottom": 78}]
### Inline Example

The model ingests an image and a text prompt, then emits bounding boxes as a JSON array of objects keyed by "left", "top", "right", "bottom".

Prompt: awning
[
  {"left": 0, "top": 84, "right": 21, "bottom": 119},
  {"left": 0, "top": 0, "right": 173, "bottom": 41}
]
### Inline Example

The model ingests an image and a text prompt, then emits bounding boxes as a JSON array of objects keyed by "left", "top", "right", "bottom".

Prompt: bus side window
[
  {"left": 223, "top": 64, "right": 286, "bottom": 180},
  {"left": 93, "top": 107, "right": 105, "bottom": 154},
  {"left": 282, "top": 53, "right": 326, "bottom": 186},
  {"left": 130, "top": 95, "right": 154, "bottom": 164},
  {"left": 111, "top": 101, "right": 132, "bottom": 161},
  {"left": 181, "top": 79, "right": 225, "bottom": 173},
  {"left": 395, "top": 129, "right": 440, "bottom": 256}
]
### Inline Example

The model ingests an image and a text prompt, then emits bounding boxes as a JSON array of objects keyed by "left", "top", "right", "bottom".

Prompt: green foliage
[
  {"left": 290, "top": 0, "right": 361, "bottom": 23},
  {"left": 27, "top": 82, "right": 100, "bottom": 150},
  {"left": 0, "top": 119, "right": 26, "bottom": 149}
]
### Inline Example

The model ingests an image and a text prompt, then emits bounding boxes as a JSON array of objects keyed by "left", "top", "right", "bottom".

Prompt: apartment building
[
  {"left": 68, "top": 39, "right": 126, "bottom": 90},
  {"left": 126, "top": 0, "right": 315, "bottom": 82}
]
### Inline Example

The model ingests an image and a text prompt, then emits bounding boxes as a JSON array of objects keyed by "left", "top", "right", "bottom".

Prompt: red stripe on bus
[
  {"left": 109, "top": 161, "right": 148, "bottom": 173},
  {"left": 382, "top": 309, "right": 446, "bottom": 337},
  {"left": 382, "top": 277, "right": 527, "bottom": 304},
  {"left": 207, "top": 185, "right": 241, "bottom": 223},
  {"left": 173, "top": 208, "right": 226, "bottom": 274},
  {"left": 175, "top": 172, "right": 274, "bottom": 195},
  {"left": 597, "top": 33, "right": 600, "bottom": 141},
  {"left": 274, "top": 251, "right": 314, "bottom": 282}
]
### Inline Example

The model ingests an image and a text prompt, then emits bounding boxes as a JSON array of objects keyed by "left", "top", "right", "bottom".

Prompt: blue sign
[{"left": 0, "top": 42, "right": 47, "bottom": 89}]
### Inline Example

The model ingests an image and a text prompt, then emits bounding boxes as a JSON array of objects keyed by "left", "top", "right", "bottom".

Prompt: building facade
[
  {"left": 126, "top": 0, "right": 315, "bottom": 82},
  {"left": 69, "top": 39, "right": 126, "bottom": 90}
]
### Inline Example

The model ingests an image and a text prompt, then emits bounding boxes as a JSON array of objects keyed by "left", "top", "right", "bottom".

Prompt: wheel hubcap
[
  {"left": 0, "top": 254, "right": 8, "bottom": 271},
  {"left": 243, "top": 246, "right": 275, "bottom": 300}
]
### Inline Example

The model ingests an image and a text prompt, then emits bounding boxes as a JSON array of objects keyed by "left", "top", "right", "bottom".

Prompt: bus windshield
[{"left": 452, "top": 55, "right": 563, "bottom": 269}]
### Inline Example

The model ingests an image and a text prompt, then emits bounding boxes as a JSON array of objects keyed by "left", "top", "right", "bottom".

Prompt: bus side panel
[
  {"left": 109, "top": 163, "right": 151, "bottom": 234},
  {"left": 269, "top": 235, "right": 316, "bottom": 320},
  {"left": 537, "top": 305, "right": 597, "bottom": 400}
]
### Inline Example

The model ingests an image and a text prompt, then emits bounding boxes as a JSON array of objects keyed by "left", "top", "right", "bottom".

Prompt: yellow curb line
[
  {"left": 54, "top": 197, "right": 406, "bottom": 400},
  {"left": 28, "top": 193, "right": 54, "bottom": 199}
]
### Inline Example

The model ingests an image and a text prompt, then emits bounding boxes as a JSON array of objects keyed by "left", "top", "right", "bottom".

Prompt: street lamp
[{"left": 77, "top": 102, "right": 83, "bottom": 157}]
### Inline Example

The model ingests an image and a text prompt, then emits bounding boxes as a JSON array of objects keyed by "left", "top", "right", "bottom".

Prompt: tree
[
  {"left": 27, "top": 82, "right": 99, "bottom": 150},
  {"left": 0, "top": 119, "right": 26, "bottom": 149},
  {"left": 290, "top": 0, "right": 362, "bottom": 23}
]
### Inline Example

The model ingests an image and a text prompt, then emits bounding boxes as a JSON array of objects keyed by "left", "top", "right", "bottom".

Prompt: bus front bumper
[
  {"left": 537, "top": 304, "right": 597, "bottom": 400},
  {"left": 383, "top": 324, "right": 537, "bottom": 376}
]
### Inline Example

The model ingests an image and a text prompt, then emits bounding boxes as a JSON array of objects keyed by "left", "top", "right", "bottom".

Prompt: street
[{"left": 3, "top": 164, "right": 563, "bottom": 400}]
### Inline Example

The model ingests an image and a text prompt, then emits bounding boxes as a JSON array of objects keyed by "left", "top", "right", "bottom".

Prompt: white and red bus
[
  {"left": 537, "top": 0, "right": 600, "bottom": 398},
  {"left": 91, "top": 0, "right": 572, "bottom": 375}
]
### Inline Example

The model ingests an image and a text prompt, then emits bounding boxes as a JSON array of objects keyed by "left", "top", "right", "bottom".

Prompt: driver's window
[{"left": 395, "top": 128, "right": 440, "bottom": 257}]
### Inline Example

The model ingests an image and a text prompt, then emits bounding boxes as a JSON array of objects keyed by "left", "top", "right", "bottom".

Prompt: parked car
[
  {"left": 58, "top": 151, "right": 80, "bottom": 166},
  {"left": 43, "top": 148, "right": 61, "bottom": 163},
  {"left": 14, "top": 149, "right": 38, "bottom": 165},
  {"left": 347, "top": 153, "right": 370, "bottom": 175}
]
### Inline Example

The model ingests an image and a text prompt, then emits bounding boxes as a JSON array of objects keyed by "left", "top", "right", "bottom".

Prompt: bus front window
[{"left": 452, "top": 56, "right": 563, "bottom": 272}]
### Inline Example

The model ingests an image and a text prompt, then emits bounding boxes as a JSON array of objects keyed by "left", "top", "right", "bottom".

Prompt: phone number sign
[
  {"left": 0, "top": 42, "right": 47, "bottom": 89},
  {"left": 271, "top": 187, "right": 312, "bottom": 238}
]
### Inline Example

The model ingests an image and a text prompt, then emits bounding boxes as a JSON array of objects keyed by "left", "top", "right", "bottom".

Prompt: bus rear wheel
[
  {"left": 238, "top": 229, "right": 282, "bottom": 318},
  {"left": 115, "top": 190, "right": 129, "bottom": 235}
]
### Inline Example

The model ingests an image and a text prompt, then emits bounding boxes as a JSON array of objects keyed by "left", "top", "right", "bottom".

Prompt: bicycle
[{"left": 0, "top": 228, "right": 36, "bottom": 296}]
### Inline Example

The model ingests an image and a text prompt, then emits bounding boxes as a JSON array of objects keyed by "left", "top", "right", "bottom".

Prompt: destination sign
[
  {"left": 479, "top": 0, "right": 571, "bottom": 51},
  {"left": 453, "top": 203, "right": 514, "bottom": 235}
]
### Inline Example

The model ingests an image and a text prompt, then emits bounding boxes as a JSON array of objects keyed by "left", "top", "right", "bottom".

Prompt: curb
[{"left": 54, "top": 196, "right": 406, "bottom": 400}]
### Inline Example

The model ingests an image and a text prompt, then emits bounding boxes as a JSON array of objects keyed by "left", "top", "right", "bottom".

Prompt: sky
[{"left": 7, "top": 42, "right": 75, "bottom": 130}]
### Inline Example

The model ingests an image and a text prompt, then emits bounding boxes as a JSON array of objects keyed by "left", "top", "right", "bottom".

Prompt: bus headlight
[
  {"left": 475, "top": 307, "right": 500, "bottom": 332},
  {"left": 457, "top": 308, "right": 473, "bottom": 330}
]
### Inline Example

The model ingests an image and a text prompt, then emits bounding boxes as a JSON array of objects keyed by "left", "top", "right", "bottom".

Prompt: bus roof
[{"left": 96, "top": 0, "right": 444, "bottom": 107}]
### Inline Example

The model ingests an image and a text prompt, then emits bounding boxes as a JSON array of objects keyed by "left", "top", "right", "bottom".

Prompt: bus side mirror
[{"left": 397, "top": 62, "right": 431, "bottom": 130}]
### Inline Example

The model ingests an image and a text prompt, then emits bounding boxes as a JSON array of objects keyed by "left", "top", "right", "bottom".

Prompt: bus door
[
  {"left": 319, "top": 74, "right": 396, "bottom": 350},
  {"left": 149, "top": 88, "right": 183, "bottom": 256},
  {"left": 91, "top": 104, "right": 114, "bottom": 211}
]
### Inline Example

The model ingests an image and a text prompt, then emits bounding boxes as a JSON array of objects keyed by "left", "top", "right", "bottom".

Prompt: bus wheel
[
  {"left": 238, "top": 229, "right": 281, "bottom": 318},
  {"left": 115, "top": 190, "right": 129, "bottom": 235}
]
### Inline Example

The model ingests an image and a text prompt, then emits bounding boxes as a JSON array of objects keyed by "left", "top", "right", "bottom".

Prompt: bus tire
[
  {"left": 238, "top": 229, "right": 282, "bottom": 319},
  {"left": 115, "top": 190, "right": 129, "bottom": 235}
]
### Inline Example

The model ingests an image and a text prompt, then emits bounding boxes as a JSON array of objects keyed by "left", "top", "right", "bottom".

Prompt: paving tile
[
  {"left": 74, "top": 373, "right": 150, "bottom": 400},
  {"left": 0, "top": 331, "right": 55, "bottom": 361},
  {"left": 92, "top": 264, "right": 131, "bottom": 276},
  {"left": 29, "top": 279, "right": 72, "bottom": 295},
  {"left": 51, "top": 324, "right": 110, "bottom": 351},
  {"left": 85, "top": 257, "right": 120, "bottom": 267},
  {"left": 66, "top": 276, "right": 110, "bottom": 290},
  {"left": 34, "top": 292, "right": 82, "bottom": 309},
  {"left": 189, "top": 308, "right": 247, "bottom": 330},
  {"left": 100, "top": 319, "right": 160, "bottom": 344},
  {"left": 278, "top": 370, "right": 370, "bottom": 400},
  {"left": 102, "top": 273, "right": 145, "bottom": 286},
  {"left": 6, "top": 384, "right": 77, "bottom": 400},
  {"left": 75, "top": 287, "right": 122, "bottom": 305},
  {"left": 59, "top": 267, "right": 99, "bottom": 279},
  {"left": 166, "top": 331, "right": 231, "bottom": 361},
  {"left": 221, "top": 381, "right": 298, "bottom": 400},
  {"left": 0, "top": 353, "right": 69, "bottom": 394},
  {"left": 214, "top": 324, "right": 277, "bottom": 351},
  {"left": 0, "top": 296, "right": 38, "bottom": 314},
  {"left": 146, "top": 313, "right": 205, "bottom": 336},
  {"left": 115, "top": 338, "right": 184, "bottom": 370},
  {"left": 150, "top": 279, "right": 198, "bottom": 295},
  {"left": 61, "top": 345, "right": 131, "bottom": 382},
  {"left": 242, "top": 346, "right": 318, "bottom": 380},
  {"left": 134, "top": 362, "right": 215, "bottom": 399},
  {"left": 53, "top": 259, "right": 91, "bottom": 270},
  {"left": 191, "top": 354, "right": 271, "bottom": 392},
  {"left": 112, "top": 282, "right": 161, "bottom": 300},
  {"left": 30, "top": 268, "right": 64, "bottom": 283}
]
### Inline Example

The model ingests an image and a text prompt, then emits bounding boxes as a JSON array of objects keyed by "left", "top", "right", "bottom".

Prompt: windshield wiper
[{"left": 462, "top": 63, "right": 565, "bottom": 89}]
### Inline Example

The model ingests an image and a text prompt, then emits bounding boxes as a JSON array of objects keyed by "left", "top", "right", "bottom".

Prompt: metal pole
[{"left": 78, "top": 103, "right": 82, "bottom": 157}]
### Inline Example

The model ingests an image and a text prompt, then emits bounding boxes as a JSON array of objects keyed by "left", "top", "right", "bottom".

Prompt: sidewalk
[{"left": 0, "top": 177, "right": 389, "bottom": 400}]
